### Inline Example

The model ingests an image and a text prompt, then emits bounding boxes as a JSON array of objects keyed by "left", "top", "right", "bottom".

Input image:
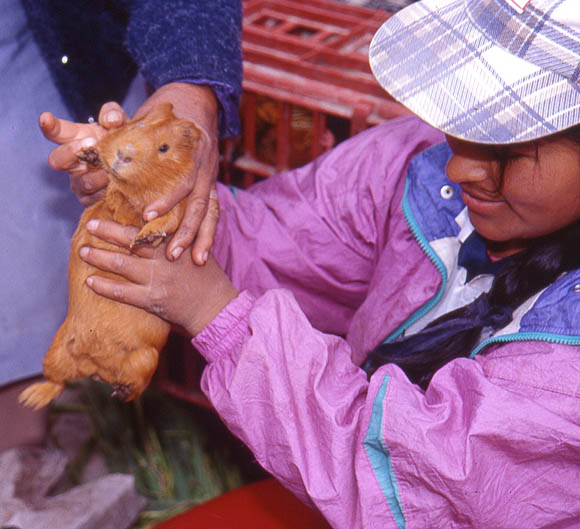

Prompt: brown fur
[{"left": 20, "top": 103, "right": 200, "bottom": 409}]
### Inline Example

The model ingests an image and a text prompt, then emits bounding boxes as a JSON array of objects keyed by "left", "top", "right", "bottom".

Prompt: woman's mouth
[{"left": 461, "top": 188, "right": 505, "bottom": 214}]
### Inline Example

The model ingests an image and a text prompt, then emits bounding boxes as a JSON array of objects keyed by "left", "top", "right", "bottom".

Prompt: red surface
[{"left": 154, "top": 478, "right": 332, "bottom": 529}]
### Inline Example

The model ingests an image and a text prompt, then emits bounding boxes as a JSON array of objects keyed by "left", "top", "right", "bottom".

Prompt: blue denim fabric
[{"left": 0, "top": 0, "right": 147, "bottom": 385}]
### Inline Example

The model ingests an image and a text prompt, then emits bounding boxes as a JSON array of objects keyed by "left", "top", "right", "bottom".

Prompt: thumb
[{"left": 98, "top": 101, "right": 129, "bottom": 130}]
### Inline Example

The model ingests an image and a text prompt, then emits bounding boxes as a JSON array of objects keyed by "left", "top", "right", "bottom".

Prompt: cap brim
[{"left": 369, "top": 0, "right": 580, "bottom": 144}]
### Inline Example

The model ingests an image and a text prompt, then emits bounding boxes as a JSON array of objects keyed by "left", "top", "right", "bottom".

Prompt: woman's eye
[
  {"left": 497, "top": 146, "right": 532, "bottom": 165},
  {"left": 158, "top": 144, "right": 170, "bottom": 153},
  {"left": 504, "top": 154, "right": 522, "bottom": 164}
]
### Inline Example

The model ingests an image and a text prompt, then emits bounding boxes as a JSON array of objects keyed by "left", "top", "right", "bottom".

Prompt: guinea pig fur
[{"left": 20, "top": 103, "right": 200, "bottom": 409}]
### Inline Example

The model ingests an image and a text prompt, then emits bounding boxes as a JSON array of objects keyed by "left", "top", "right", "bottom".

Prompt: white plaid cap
[{"left": 369, "top": 0, "right": 580, "bottom": 144}]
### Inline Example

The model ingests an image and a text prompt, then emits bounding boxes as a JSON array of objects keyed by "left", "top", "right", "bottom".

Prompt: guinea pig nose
[{"left": 116, "top": 146, "right": 133, "bottom": 163}]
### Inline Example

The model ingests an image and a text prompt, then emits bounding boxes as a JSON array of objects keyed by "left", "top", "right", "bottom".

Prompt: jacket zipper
[
  {"left": 469, "top": 331, "right": 580, "bottom": 358},
  {"left": 382, "top": 179, "right": 448, "bottom": 344}
]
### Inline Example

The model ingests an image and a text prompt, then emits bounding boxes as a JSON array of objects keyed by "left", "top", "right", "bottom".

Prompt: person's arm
[
  {"left": 211, "top": 116, "right": 442, "bottom": 334},
  {"left": 194, "top": 289, "right": 580, "bottom": 529},
  {"left": 77, "top": 217, "right": 580, "bottom": 528}
]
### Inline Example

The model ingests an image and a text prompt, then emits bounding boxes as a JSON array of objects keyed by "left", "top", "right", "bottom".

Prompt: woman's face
[{"left": 445, "top": 134, "right": 580, "bottom": 257}]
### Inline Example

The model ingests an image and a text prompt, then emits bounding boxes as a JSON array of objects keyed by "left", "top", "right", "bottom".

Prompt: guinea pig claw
[
  {"left": 77, "top": 147, "right": 102, "bottom": 167},
  {"left": 130, "top": 231, "right": 167, "bottom": 249},
  {"left": 111, "top": 383, "right": 132, "bottom": 401}
]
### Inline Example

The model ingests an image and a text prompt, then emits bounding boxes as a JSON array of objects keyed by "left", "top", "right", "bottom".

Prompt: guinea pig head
[{"left": 94, "top": 103, "right": 200, "bottom": 194}]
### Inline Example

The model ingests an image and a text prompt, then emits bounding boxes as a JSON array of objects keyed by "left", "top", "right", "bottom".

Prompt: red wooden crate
[{"left": 228, "top": 0, "right": 409, "bottom": 186}]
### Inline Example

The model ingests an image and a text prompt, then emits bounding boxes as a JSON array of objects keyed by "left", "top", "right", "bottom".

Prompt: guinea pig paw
[
  {"left": 130, "top": 231, "right": 167, "bottom": 248},
  {"left": 111, "top": 383, "right": 133, "bottom": 402},
  {"left": 76, "top": 147, "right": 102, "bottom": 167}
]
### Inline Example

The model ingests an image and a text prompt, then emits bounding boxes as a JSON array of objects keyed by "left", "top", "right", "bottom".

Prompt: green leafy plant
[{"left": 48, "top": 380, "right": 260, "bottom": 528}]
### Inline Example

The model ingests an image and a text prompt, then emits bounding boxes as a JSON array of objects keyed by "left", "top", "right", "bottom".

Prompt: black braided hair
[{"left": 366, "top": 125, "right": 580, "bottom": 389}]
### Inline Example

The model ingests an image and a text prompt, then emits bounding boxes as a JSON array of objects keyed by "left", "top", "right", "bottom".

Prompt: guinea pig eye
[{"left": 158, "top": 144, "right": 170, "bottom": 153}]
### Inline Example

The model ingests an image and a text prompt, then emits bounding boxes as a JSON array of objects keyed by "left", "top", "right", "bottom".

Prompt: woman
[{"left": 74, "top": 0, "right": 580, "bottom": 526}]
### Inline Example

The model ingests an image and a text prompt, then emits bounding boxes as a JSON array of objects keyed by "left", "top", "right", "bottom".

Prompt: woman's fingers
[
  {"left": 77, "top": 188, "right": 107, "bottom": 208},
  {"left": 70, "top": 168, "right": 109, "bottom": 195},
  {"left": 48, "top": 137, "right": 97, "bottom": 171},
  {"left": 80, "top": 245, "right": 144, "bottom": 284},
  {"left": 85, "top": 274, "right": 147, "bottom": 311},
  {"left": 190, "top": 186, "right": 220, "bottom": 264},
  {"left": 39, "top": 112, "right": 80, "bottom": 144},
  {"left": 166, "top": 186, "right": 210, "bottom": 259},
  {"left": 85, "top": 220, "right": 157, "bottom": 258},
  {"left": 86, "top": 220, "right": 138, "bottom": 248},
  {"left": 142, "top": 172, "right": 211, "bottom": 262},
  {"left": 143, "top": 178, "right": 193, "bottom": 223},
  {"left": 163, "top": 155, "right": 218, "bottom": 261}
]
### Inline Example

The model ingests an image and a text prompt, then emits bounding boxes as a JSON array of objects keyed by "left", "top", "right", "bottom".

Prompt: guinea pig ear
[
  {"left": 143, "top": 102, "right": 175, "bottom": 124},
  {"left": 180, "top": 122, "right": 201, "bottom": 148}
]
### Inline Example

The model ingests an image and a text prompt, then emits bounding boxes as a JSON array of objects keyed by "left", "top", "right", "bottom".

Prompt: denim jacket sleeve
[{"left": 127, "top": 0, "right": 242, "bottom": 138}]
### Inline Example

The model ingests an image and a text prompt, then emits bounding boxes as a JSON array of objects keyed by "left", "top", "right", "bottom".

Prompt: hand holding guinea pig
[
  {"left": 39, "top": 102, "right": 121, "bottom": 206},
  {"left": 40, "top": 82, "right": 221, "bottom": 264},
  {"left": 80, "top": 220, "right": 239, "bottom": 338}
]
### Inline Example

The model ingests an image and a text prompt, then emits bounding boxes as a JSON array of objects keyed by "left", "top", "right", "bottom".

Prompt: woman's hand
[
  {"left": 79, "top": 219, "right": 239, "bottom": 337},
  {"left": 134, "top": 82, "right": 222, "bottom": 266},
  {"left": 40, "top": 102, "right": 128, "bottom": 206}
]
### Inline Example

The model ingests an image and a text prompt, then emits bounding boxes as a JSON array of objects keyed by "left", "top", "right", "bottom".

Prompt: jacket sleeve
[
  {"left": 212, "top": 116, "right": 443, "bottom": 335},
  {"left": 126, "top": 0, "right": 242, "bottom": 137},
  {"left": 194, "top": 289, "right": 580, "bottom": 529}
]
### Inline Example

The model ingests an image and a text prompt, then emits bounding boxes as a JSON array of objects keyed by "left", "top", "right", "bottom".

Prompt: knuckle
[
  {"left": 111, "top": 283, "right": 126, "bottom": 302},
  {"left": 48, "top": 154, "right": 62, "bottom": 171},
  {"left": 79, "top": 196, "right": 93, "bottom": 207},
  {"left": 111, "top": 252, "right": 129, "bottom": 273},
  {"left": 207, "top": 201, "right": 220, "bottom": 220},
  {"left": 188, "top": 194, "right": 209, "bottom": 213},
  {"left": 146, "top": 289, "right": 167, "bottom": 317},
  {"left": 82, "top": 177, "right": 95, "bottom": 193}
]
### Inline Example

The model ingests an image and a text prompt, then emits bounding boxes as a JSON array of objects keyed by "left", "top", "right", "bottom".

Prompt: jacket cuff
[{"left": 192, "top": 290, "right": 256, "bottom": 363}]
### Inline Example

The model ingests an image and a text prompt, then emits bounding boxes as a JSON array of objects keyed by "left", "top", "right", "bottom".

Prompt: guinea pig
[{"left": 19, "top": 103, "right": 200, "bottom": 410}]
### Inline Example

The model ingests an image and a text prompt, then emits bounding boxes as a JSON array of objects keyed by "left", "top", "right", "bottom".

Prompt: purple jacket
[{"left": 193, "top": 116, "right": 580, "bottom": 528}]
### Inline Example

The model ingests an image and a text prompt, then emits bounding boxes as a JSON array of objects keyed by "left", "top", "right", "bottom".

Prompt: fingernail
[
  {"left": 86, "top": 220, "right": 99, "bottom": 232},
  {"left": 80, "top": 247, "right": 89, "bottom": 259},
  {"left": 105, "top": 110, "right": 122, "bottom": 124},
  {"left": 171, "top": 246, "right": 183, "bottom": 260},
  {"left": 201, "top": 251, "right": 209, "bottom": 264},
  {"left": 86, "top": 276, "right": 94, "bottom": 287},
  {"left": 144, "top": 210, "right": 158, "bottom": 221},
  {"left": 81, "top": 137, "right": 97, "bottom": 148}
]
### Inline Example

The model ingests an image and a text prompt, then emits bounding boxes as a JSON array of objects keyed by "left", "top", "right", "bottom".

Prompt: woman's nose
[
  {"left": 446, "top": 153, "right": 491, "bottom": 185},
  {"left": 445, "top": 136, "right": 495, "bottom": 186}
]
